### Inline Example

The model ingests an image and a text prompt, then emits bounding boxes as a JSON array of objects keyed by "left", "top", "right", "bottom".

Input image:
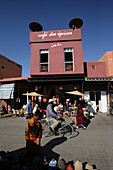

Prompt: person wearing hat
[{"left": 46, "top": 99, "right": 61, "bottom": 135}]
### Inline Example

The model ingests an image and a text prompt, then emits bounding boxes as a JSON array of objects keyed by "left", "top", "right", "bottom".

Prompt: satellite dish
[
  {"left": 29, "top": 22, "right": 43, "bottom": 32},
  {"left": 69, "top": 18, "right": 83, "bottom": 30}
]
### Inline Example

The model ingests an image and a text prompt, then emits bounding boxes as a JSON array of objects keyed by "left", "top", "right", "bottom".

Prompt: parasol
[
  {"left": 22, "top": 92, "right": 43, "bottom": 96},
  {"left": 65, "top": 90, "right": 88, "bottom": 97},
  {"left": 22, "top": 92, "right": 43, "bottom": 104}
]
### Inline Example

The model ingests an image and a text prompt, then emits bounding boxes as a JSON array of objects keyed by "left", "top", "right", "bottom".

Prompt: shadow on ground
[
  {"left": 42, "top": 136, "right": 67, "bottom": 161},
  {"left": 11, "top": 136, "right": 67, "bottom": 162},
  {"left": 1, "top": 135, "right": 98, "bottom": 169}
]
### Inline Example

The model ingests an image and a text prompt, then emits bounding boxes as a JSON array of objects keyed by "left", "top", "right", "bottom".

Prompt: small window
[
  {"left": 91, "top": 65, "right": 95, "bottom": 70},
  {"left": 64, "top": 48, "right": 73, "bottom": 71},
  {"left": 40, "top": 49, "right": 49, "bottom": 72}
]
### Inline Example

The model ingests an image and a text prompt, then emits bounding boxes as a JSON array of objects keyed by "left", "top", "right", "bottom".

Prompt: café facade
[
  {"left": 0, "top": 22, "right": 113, "bottom": 112},
  {"left": 27, "top": 26, "right": 111, "bottom": 112}
]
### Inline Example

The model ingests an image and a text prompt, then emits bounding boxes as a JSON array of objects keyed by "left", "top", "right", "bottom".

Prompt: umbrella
[
  {"left": 22, "top": 92, "right": 43, "bottom": 96},
  {"left": 65, "top": 90, "right": 88, "bottom": 97}
]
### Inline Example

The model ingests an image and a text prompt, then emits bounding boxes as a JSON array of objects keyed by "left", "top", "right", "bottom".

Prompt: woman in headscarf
[{"left": 76, "top": 102, "right": 86, "bottom": 129}]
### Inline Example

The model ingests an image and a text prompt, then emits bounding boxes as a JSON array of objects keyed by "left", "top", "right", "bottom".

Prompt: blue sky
[{"left": 0, "top": 0, "right": 113, "bottom": 77}]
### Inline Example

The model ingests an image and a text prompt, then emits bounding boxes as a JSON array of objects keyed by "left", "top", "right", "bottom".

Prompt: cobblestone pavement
[{"left": 0, "top": 113, "right": 113, "bottom": 170}]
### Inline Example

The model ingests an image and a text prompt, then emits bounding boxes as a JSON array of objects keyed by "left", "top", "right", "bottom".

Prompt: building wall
[
  {"left": 98, "top": 51, "right": 113, "bottom": 76},
  {"left": 30, "top": 29, "right": 84, "bottom": 76},
  {"left": 86, "top": 62, "right": 106, "bottom": 77},
  {"left": 0, "top": 55, "right": 22, "bottom": 79}
]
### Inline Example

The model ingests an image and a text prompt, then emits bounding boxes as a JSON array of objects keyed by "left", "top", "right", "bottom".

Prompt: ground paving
[{"left": 0, "top": 112, "right": 113, "bottom": 170}]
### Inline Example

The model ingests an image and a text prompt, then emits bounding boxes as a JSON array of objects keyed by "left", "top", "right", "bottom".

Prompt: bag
[
  {"left": 66, "top": 164, "right": 73, "bottom": 170},
  {"left": 74, "top": 160, "right": 83, "bottom": 170},
  {"left": 58, "top": 158, "right": 66, "bottom": 170},
  {"left": 85, "top": 163, "right": 93, "bottom": 170},
  {"left": 49, "top": 159, "right": 57, "bottom": 167}
]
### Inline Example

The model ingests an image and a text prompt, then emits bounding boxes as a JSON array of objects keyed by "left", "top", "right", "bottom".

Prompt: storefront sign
[
  {"left": 38, "top": 31, "right": 72, "bottom": 40},
  {"left": 51, "top": 43, "right": 62, "bottom": 48}
]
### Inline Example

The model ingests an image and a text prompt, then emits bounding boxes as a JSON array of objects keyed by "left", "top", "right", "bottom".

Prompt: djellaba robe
[{"left": 76, "top": 103, "right": 84, "bottom": 126}]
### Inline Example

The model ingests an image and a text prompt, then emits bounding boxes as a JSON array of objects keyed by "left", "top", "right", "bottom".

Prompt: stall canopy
[
  {"left": 65, "top": 90, "right": 88, "bottom": 97},
  {"left": 0, "top": 83, "right": 15, "bottom": 99}
]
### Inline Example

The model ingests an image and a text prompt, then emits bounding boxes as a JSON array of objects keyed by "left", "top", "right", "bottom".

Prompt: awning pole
[{"left": 27, "top": 91, "right": 28, "bottom": 104}]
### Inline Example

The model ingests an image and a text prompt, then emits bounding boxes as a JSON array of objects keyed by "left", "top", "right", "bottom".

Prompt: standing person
[
  {"left": 76, "top": 96, "right": 83, "bottom": 107},
  {"left": 74, "top": 99, "right": 77, "bottom": 108},
  {"left": 27, "top": 100, "right": 32, "bottom": 119},
  {"left": 46, "top": 99, "right": 61, "bottom": 135},
  {"left": 76, "top": 102, "right": 86, "bottom": 129},
  {"left": 25, "top": 116, "right": 42, "bottom": 165},
  {"left": 52, "top": 96, "right": 57, "bottom": 105},
  {"left": 33, "top": 104, "right": 41, "bottom": 119},
  {"left": 66, "top": 99, "right": 71, "bottom": 114}
]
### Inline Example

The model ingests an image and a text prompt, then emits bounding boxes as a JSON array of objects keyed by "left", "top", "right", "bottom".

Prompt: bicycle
[{"left": 40, "top": 118, "right": 74, "bottom": 139}]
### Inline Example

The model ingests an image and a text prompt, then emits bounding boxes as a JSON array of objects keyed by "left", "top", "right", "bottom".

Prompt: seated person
[
  {"left": 59, "top": 103, "right": 63, "bottom": 108},
  {"left": 54, "top": 104, "right": 61, "bottom": 114},
  {"left": 46, "top": 99, "right": 62, "bottom": 134},
  {"left": 58, "top": 103, "right": 63, "bottom": 110},
  {"left": 66, "top": 99, "right": 71, "bottom": 114},
  {"left": 58, "top": 103, "right": 64, "bottom": 116}
]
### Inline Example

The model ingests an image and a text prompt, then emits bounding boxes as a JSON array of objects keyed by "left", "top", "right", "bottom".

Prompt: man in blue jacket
[{"left": 27, "top": 99, "right": 32, "bottom": 119}]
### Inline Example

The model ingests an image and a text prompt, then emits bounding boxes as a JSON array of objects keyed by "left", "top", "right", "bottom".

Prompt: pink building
[
  {"left": 30, "top": 29, "right": 84, "bottom": 76},
  {"left": 0, "top": 54, "right": 22, "bottom": 79},
  {"left": 28, "top": 21, "right": 108, "bottom": 112},
  {"left": 85, "top": 62, "right": 106, "bottom": 77},
  {"left": 98, "top": 51, "right": 113, "bottom": 77}
]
